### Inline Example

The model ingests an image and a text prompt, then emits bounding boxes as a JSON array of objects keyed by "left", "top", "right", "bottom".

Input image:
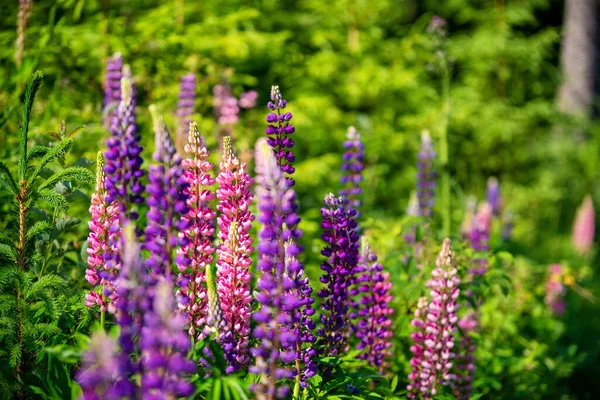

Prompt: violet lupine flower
[
  {"left": 352, "top": 238, "right": 393, "bottom": 374},
  {"left": 145, "top": 107, "right": 189, "bottom": 277},
  {"left": 250, "top": 139, "right": 304, "bottom": 399},
  {"left": 77, "top": 331, "right": 120, "bottom": 400},
  {"left": 177, "top": 73, "right": 196, "bottom": 141},
  {"left": 545, "top": 264, "right": 566, "bottom": 316},
  {"left": 470, "top": 202, "right": 492, "bottom": 276},
  {"left": 318, "top": 193, "right": 360, "bottom": 356},
  {"left": 176, "top": 122, "right": 216, "bottom": 339},
  {"left": 215, "top": 136, "right": 255, "bottom": 372},
  {"left": 84, "top": 152, "right": 122, "bottom": 314},
  {"left": 486, "top": 177, "right": 502, "bottom": 216},
  {"left": 453, "top": 312, "right": 478, "bottom": 400},
  {"left": 239, "top": 90, "right": 258, "bottom": 109},
  {"left": 407, "top": 296, "right": 429, "bottom": 398},
  {"left": 340, "top": 126, "right": 365, "bottom": 211},
  {"left": 103, "top": 54, "right": 123, "bottom": 128},
  {"left": 266, "top": 85, "right": 296, "bottom": 184},
  {"left": 572, "top": 195, "right": 595, "bottom": 255},
  {"left": 140, "top": 278, "right": 196, "bottom": 399},
  {"left": 407, "top": 238, "right": 461, "bottom": 398},
  {"left": 416, "top": 130, "right": 436, "bottom": 217},
  {"left": 104, "top": 72, "right": 145, "bottom": 222},
  {"left": 213, "top": 83, "right": 240, "bottom": 126}
]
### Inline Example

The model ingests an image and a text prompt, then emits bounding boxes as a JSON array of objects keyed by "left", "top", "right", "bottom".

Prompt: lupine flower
[
  {"left": 352, "top": 238, "right": 393, "bottom": 374},
  {"left": 470, "top": 202, "right": 492, "bottom": 276},
  {"left": 545, "top": 264, "right": 566, "bottom": 316},
  {"left": 460, "top": 196, "right": 477, "bottom": 240},
  {"left": 103, "top": 54, "right": 123, "bottom": 127},
  {"left": 572, "top": 195, "right": 595, "bottom": 255},
  {"left": 15, "top": 0, "right": 33, "bottom": 68},
  {"left": 145, "top": 107, "right": 189, "bottom": 277},
  {"left": 213, "top": 83, "right": 240, "bottom": 126},
  {"left": 318, "top": 194, "right": 360, "bottom": 356},
  {"left": 77, "top": 330, "right": 120, "bottom": 400},
  {"left": 266, "top": 85, "right": 296, "bottom": 184},
  {"left": 104, "top": 71, "right": 145, "bottom": 221},
  {"left": 215, "top": 137, "right": 255, "bottom": 372},
  {"left": 407, "top": 296, "right": 429, "bottom": 398},
  {"left": 176, "top": 122, "right": 216, "bottom": 339},
  {"left": 407, "top": 238, "right": 461, "bottom": 398},
  {"left": 239, "top": 90, "right": 258, "bottom": 109},
  {"left": 453, "top": 312, "right": 478, "bottom": 400},
  {"left": 177, "top": 73, "right": 196, "bottom": 143},
  {"left": 340, "top": 126, "right": 365, "bottom": 211},
  {"left": 486, "top": 177, "right": 502, "bottom": 216},
  {"left": 84, "top": 152, "right": 122, "bottom": 314},
  {"left": 416, "top": 130, "right": 436, "bottom": 217}
]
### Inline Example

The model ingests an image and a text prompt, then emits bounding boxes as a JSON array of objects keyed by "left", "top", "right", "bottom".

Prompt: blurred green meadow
[{"left": 1, "top": 0, "right": 599, "bottom": 399}]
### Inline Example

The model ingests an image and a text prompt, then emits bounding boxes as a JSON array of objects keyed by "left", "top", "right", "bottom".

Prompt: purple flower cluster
[
  {"left": 407, "top": 238, "right": 460, "bottom": 398},
  {"left": 103, "top": 54, "right": 123, "bottom": 127},
  {"left": 453, "top": 312, "right": 478, "bottom": 400},
  {"left": 486, "top": 177, "right": 502, "bottom": 216},
  {"left": 176, "top": 73, "right": 196, "bottom": 145},
  {"left": 416, "top": 130, "right": 436, "bottom": 217},
  {"left": 352, "top": 239, "right": 393, "bottom": 373},
  {"left": 77, "top": 331, "right": 120, "bottom": 400},
  {"left": 470, "top": 202, "right": 492, "bottom": 275},
  {"left": 213, "top": 83, "right": 240, "bottom": 126},
  {"left": 145, "top": 109, "right": 189, "bottom": 277},
  {"left": 318, "top": 194, "right": 360, "bottom": 356},
  {"left": 266, "top": 85, "right": 296, "bottom": 184},
  {"left": 340, "top": 126, "right": 365, "bottom": 211}
]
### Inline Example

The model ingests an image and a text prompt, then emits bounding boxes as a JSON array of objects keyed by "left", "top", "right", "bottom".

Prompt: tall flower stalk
[
  {"left": 452, "top": 312, "right": 478, "bottom": 400},
  {"left": 215, "top": 136, "right": 255, "bottom": 372},
  {"left": 407, "top": 238, "right": 460, "bottom": 398},
  {"left": 265, "top": 85, "right": 296, "bottom": 184},
  {"left": 470, "top": 202, "right": 492, "bottom": 275},
  {"left": 103, "top": 54, "right": 123, "bottom": 127},
  {"left": 340, "top": 126, "right": 365, "bottom": 211},
  {"left": 318, "top": 194, "right": 360, "bottom": 356},
  {"left": 84, "top": 152, "right": 121, "bottom": 317},
  {"left": 416, "top": 130, "right": 436, "bottom": 218},
  {"left": 176, "top": 122, "right": 216, "bottom": 339},
  {"left": 176, "top": 73, "right": 196, "bottom": 151}
]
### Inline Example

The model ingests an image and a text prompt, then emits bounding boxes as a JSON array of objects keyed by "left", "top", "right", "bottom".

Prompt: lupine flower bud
[
  {"left": 84, "top": 152, "right": 122, "bottom": 314},
  {"left": 407, "top": 238, "right": 461, "bottom": 398},
  {"left": 486, "top": 177, "right": 502, "bottom": 216},
  {"left": 340, "top": 126, "right": 365, "bottom": 211},
  {"left": 352, "top": 238, "right": 393, "bottom": 374},
  {"left": 176, "top": 122, "right": 216, "bottom": 339},
  {"left": 318, "top": 194, "right": 360, "bottom": 356},
  {"left": 416, "top": 130, "right": 436, "bottom": 217},
  {"left": 545, "top": 264, "right": 566, "bottom": 316},
  {"left": 470, "top": 202, "right": 492, "bottom": 276},
  {"left": 145, "top": 107, "right": 189, "bottom": 277},
  {"left": 266, "top": 85, "right": 296, "bottom": 184},
  {"left": 572, "top": 195, "right": 595, "bottom": 255},
  {"left": 453, "top": 312, "right": 478, "bottom": 400},
  {"left": 103, "top": 53, "right": 123, "bottom": 128},
  {"left": 216, "top": 137, "right": 255, "bottom": 371}
]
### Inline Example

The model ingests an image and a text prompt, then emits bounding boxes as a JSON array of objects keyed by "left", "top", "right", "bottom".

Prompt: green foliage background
[{"left": 0, "top": 0, "right": 599, "bottom": 399}]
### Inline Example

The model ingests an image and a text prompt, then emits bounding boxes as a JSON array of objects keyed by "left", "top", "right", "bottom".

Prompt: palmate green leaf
[
  {"left": 26, "top": 221, "right": 54, "bottom": 242},
  {"left": 38, "top": 189, "right": 69, "bottom": 211},
  {"left": 28, "top": 140, "right": 73, "bottom": 184},
  {"left": 0, "top": 160, "right": 18, "bottom": 195},
  {"left": 38, "top": 166, "right": 94, "bottom": 191}
]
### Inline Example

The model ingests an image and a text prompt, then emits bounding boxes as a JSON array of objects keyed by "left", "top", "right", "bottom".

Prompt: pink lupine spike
[
  {"left": 573, "top": 195, "right": 595, "bottom": 255},
  {"left": 215, "top": 137, "right": 255, "bottom": 372},
  {"left": 84, "top": 152, "right": 122, "bottom": 314},
  {"left": 176, "top": 122, "right": 216, "bottom": 339}
]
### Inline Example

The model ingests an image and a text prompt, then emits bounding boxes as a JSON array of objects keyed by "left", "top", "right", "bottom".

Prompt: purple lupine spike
[
  {"left": 340, "top": 126, "right": 365, "bottom": 211},
  {"left": 250, "top": 139, "right": 311, "bottom": 399},
  {"left": 177, "top": 73, "right": 196, "bottom": 148},
  {"left": 77, "top": 330, "right": 120, "bottom": 400},
  {"left": 572, "top": 195, "right": 595, "bottom": 255},
  {"left": 352, "top": 238, "right": 393, "bottom": 374},
  {"left": 452, "top": 312, "right": 478, "bottom": 400},
  {"left": 103, "top": 53, "right": 123, "bottom": 128},
  {"left": 470, "top": 202, "right": 492, "bottom": 275},
  {"left": 266, "top": 85, "right": 296, "bottom": 184},
  {"left": 318, "top": 193, "right": 360, "bottom": 356},
  {"left": 545, "top": 264, "right": 566, "bottom": 315},
  {"left": 215, "top": 136, "right": 255, "bottom": 372},
  {"left": 416, "top": 130, "right": 436, "bottom": 217},
  {"left": 486, "top": 177, "right": 502, "bottom": 216},
  {"left": 407, "top": 296, "right": 429, "bottom": 398},
  {"left": 144, "top": 107, "right": 189, "bottom": 277}
]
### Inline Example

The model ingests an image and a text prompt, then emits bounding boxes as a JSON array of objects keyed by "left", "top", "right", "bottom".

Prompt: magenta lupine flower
[
  {"left": 573, "top": 195, "right": 595, "bottom": 255},
  {"left": 352, "top": 239, "right": 393, "bottom": 374},
  {"left": 340, "top": 126, "right": 365, "bottom": 211},
  {"left": 545, "top": 264, "right": 566, "bottom": 316},
  {"left": 177, "top": 73, "right": 196, "bottom": 141},
  {"left": 416, "top": 130, "right": 436, "bottom": 217},
  {"left": 84, "top": 152, "right": 122, "bottom": 314},
  {"left": 407, "top": 296, "right": 429, "bottom": 398},
  {"left": 213, "top": 83, "right": 240, "bottom": 126},
  {"left": 266, "top": 85, "right": 296, "bottom": 184},
  {"left": 103, "top": 53, "right": 123, "bottom": 127},
  {"left": 470, "top": 202, "right": 492, "bottom": 276},
  {"left": 318, "top": 193, "right": 360, "bottom": 356},
  {"left": 215, "top": 136, "right": 255, "bottom": 372},
  {"left": 486, "top": 177, "right": 502, "bottom": 216},
  {"left": 453, "top": 312, "right": 478, "bottom": 400},
  {"left": 239, "top": 90, "right": 258, "bottom": 109},
  {"left": 145, "top": 109, "right": 189, "bottom": 277},
  {"left": 407, "top": 238, "right": 460, "bottom": 398},
  {"left": 176, "top": 122, "right": 216, "bottom": 339}
]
